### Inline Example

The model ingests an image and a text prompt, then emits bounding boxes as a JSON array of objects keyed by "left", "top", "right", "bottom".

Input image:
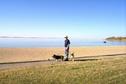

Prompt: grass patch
[{"left": 0, "top": 57, "right": 126, "bottom": 84}]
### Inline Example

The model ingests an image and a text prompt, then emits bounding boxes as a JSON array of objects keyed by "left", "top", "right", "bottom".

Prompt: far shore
[
  {"left": 106, "top": 37, "right": 126, "bottom": 42},
  {"left": 0, "top": 46, "right": 126, "bottom": 63},
  {"left": 0, "top": 36, "right": 61, "bottom": 39}
]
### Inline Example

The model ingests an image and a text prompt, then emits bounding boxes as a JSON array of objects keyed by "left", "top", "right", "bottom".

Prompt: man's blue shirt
[{"left": 64, "top": 39, "right": 70, "bottom": 47}]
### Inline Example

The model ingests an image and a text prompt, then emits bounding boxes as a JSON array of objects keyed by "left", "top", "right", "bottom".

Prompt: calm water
[{"left": 0, "top": 38, "right": 126, "bottom": 48}]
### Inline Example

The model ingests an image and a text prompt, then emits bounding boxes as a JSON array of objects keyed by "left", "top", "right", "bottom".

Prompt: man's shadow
[
  {"left": 74, "top": 53, "right": 126, "bottom": 61},
  {"left": 74, "top": 58, "right": 99, "bottom": 61}
]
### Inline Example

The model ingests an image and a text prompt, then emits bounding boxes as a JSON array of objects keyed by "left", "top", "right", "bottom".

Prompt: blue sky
[{"left": 0, "top": 0, "right": 125, "bottom": 39}]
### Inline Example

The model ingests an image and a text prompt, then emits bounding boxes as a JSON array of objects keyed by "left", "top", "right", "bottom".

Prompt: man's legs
[{"left": 64, "top": 50, "right": 69, "bottom": 61}]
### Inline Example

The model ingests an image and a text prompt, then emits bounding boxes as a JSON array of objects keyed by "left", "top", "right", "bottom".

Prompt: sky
[{"left": 0, "top": 0, "right": 125, "bottom": 39}]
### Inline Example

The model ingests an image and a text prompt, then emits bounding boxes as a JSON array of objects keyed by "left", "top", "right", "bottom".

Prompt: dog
[
  {"left": 52, "top": 54, "right": 64, "bottom": 61},
  {"left": 52, "top": 53, "right": 75, "bottom": 61},
  {"left": 70, "top": 53, "right": 75, "bottom": 61}
]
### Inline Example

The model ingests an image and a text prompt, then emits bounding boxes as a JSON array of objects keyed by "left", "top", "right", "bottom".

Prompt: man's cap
[{"left": 64, "top": 36, "right": 68, "bottom": 38}]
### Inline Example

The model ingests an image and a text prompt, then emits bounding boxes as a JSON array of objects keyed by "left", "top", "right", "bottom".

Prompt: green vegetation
[
  {"left": 0, "top": 57, "right": 126, "bottom": 84},
  {"left": 106, "top": 37, "right": 126, "bottom": 41}
]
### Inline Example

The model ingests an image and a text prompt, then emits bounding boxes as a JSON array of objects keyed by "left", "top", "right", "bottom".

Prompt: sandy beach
[{"left": 0, "top": 46, "right": 126, "bottom": 63}]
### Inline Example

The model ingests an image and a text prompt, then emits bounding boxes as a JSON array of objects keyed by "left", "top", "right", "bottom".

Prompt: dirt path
[
  {"left": 0, "top": 53, "right": 126, "bottom": 70},
  {"left": 0, "top": 60, "right": 55, "bottom": 70}
]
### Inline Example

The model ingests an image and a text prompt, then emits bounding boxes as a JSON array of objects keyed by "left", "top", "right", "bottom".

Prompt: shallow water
[{"left": 0, "top": 38, "right": 126, "bottom": 48}]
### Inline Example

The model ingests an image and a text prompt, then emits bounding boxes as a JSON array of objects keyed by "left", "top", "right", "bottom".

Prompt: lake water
[{"left": 0, "top": 38, "right": 126, "bottom": 48}]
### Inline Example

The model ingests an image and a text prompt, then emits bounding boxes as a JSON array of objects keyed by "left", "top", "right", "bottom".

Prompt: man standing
[{"left": 64, "top": 36, "right": 70, "bottom": 61}]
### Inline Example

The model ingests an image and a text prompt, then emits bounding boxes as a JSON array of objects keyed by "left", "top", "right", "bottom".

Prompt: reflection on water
[{"left": 0, "top": 38, "right": 126, "bottom": 48}]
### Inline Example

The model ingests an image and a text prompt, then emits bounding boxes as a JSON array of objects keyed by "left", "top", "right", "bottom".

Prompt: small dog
[
  {"left": 52, "top": 54, "right": 64, "bottom": 61},
  {"left": 71, "top": 53, "right": 75, "bottom": 61}
]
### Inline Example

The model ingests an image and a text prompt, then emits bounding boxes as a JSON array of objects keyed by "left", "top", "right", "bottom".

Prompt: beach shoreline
[{"left": 0, "top": 46, "right": 126, "bottom": 63}]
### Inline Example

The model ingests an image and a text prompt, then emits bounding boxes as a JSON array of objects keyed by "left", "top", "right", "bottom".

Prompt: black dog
[{"left": 52, "top": 54, "right": 64, "bottom": 61}]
